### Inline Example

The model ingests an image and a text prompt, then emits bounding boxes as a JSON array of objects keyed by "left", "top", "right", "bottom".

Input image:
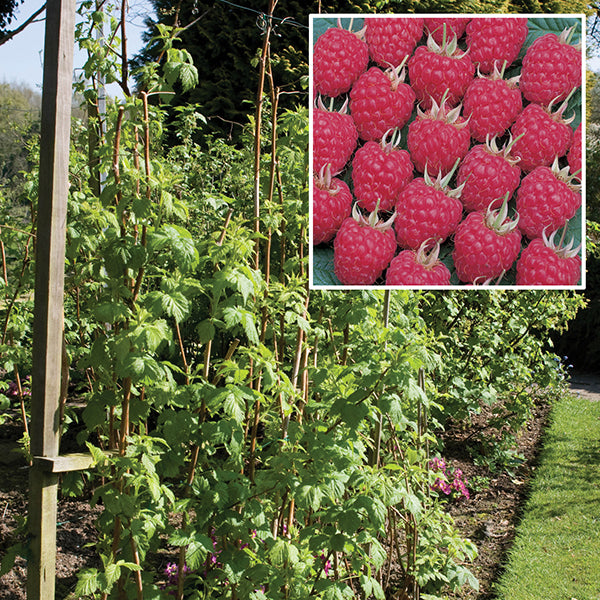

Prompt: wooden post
[{"left": 28, "top": 1, "right": 76, "bottom": 599}]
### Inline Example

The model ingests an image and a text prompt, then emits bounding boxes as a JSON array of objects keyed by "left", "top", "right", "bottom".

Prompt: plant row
[{"left": 0, "top": 5, "right": 586, "bottom": 600}]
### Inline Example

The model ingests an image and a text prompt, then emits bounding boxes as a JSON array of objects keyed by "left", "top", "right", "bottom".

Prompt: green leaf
[
  {"left": 117, "top": 560, "right": 142, "bottom": 572},
  {"left": 360, "top": 574, "right": 385, "bottom": 600},
  {"left": 338, "top": 510, "right": 362, "bottom": 535},
  {"left": 223, "top": 306, "right": 259, "bottom": 344},
  {"left": 86, "top": 442, "right": 108, "bottom": 467},
  {"left": 402, "top": 490, "right": 422, "bottom": 518},
  {"left": 149, "top": 225, "right": 199, "bottom": 271},
  {"left": 225, "top": 267, "right": 256, "bottom": 304},
  {"left": 297, "top": 484, "right": 324, "bottom": 512},
  {"left": 222, "top": 387, "right": 246, "bottom": 423},
  {"left": 119, "top": 352, "right": 164, "bottom": 383},
  {"left": 75, "top": 568, "right": 100, "bottom": 596},
  {"left": 94, "top": 302, "right": 130, "bottom": 324},
  {"left": 331, "top": 396, "right": 369, "bottom": 430},
  {"left": 83, "top": 401, "right": 109, "bottom": 432},
  {"left": 0, "top": 542, "right": 26, "bottom": 577},
  {"left": 312, "top": 246, "right": 340, "bottom": 286},
  {"left": 141, "top": 452, "right": 156, "bottom": 475},
  {"left": 132, "top": 318, "right": 171, "bottom": 353},
  {"left": 524, "top": 17, "right": 582, "bottom": 50},
  {"left": 165, "top": 48, "right": 198, "bottom": 91},
  {"left": 312, "top": 17, "right": 364, "bottom": 44},
  {"left": 269, "top": 539, "right": 299, "bottom": 567},
  {"left": 187, "top": 534, "right": 213, "bottom": 569},
  {"left": 145, "top": 290, "right": 190, "bottom": 322},
  {"left": 104, "top": 562, "right": 121, "bottom": 587},
  {"left": 178, "top": 62, "right": 199, "bottom": 92},
  {"left": 147, "top": 473, "right": 162, "bottom": 501},
  {"left": 196, "top": 319, "right": 215, "bottom": 344}
]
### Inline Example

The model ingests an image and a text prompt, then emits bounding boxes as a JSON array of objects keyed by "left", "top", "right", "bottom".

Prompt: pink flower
[
  {"left": 432, "top": 477, "right": 452, "bottom": 495},
  {"left": 429, "top": 457, "right": 447, "bottom": 472},
  {"left": 318, "top": 552, "right": 332, "bottom": 577}
]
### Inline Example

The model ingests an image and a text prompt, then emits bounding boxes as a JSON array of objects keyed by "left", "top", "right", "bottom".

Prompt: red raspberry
[
  {"left": 462, "top": 63, "right": 522, "bottom": 142},
  {"left": 457, "top": 135, "right": 521, "bottom": 213},
  {"left": 408, "top": 31, "right": 474, "bottom": 109},
  {"left": 510, "top": 100, "right": 574, "bottom": 172},
  {"left": 350, "top": 65, "right": 416, "bottom": 142},
  {"left": 365, "top": 17, "right": 424, "bottom": 68},
  {"left": 466, "top": 17, "right": 528, "bottom": 74},
  {"left": 333, "top": 205, "right": 397, "bottom": 285},
  {"left": 424, "top": 18, "right": 469, "bottom": 46},
  {"left": 520, "top": 27, "right": 582, "bottom": 106},
  {"left": 352, "top": 129, "right": 414, "bottom": 213},
  {"left": 568, "top": 123, "right": 582, "bottom": 181},
  {"left": 407, "top": 96, "right": 470, "bottom": 176},
  {"left": 312, "top": 98, "right": 358, "bottom": 175},
  {"left": 313, "top": 25, "right": 369, "bottom": 98},
  {"left": 516, "top": 159, "right": 581, "bottom": 240},
  {"left": 516, "top": 230, "right": 582, "bottom": 286},
  {"left": 453, "top": 195, "right": 522, "bottom": 284},
  {"left": 386, "top": 240, "right": 451, "bottom": 286},
  {"left": 394, "top": 162, "right": 463, "bottom": 250},
  {"left": 312, "top": 165, "right": 353, "bottom": 245}
]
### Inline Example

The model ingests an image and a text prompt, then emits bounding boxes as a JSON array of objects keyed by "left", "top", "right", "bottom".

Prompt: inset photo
[{"left": 309, "top": 14, "right": 585, "bottom": 289}]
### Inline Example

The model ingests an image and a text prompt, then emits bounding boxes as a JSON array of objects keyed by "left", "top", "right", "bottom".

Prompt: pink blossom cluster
[
  {"left": 429, "top": 457, "right": 470, "bottom": 500},
  {"left": 161, "top": 562, "right": 191, "bottom": 595},
  {"left": 2, "top": 377, "right": 31, "bottom": 398},
  {"left": 319, "top": 551, "right": 332, "bottom": 577}
]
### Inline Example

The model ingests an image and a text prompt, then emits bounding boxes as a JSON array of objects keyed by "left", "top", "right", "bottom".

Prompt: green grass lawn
[{"left": 494, "top": 392, "right": 600, "bottom": 600}]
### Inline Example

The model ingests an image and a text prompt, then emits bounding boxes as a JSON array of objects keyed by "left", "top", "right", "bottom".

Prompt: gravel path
[{"left": 569, "top": 373, "right": 600, "bottom": 401}]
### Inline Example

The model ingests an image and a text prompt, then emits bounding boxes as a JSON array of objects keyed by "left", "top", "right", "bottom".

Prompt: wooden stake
[{"left": 28, "top": 1, "right": 76, "bottom": 599}]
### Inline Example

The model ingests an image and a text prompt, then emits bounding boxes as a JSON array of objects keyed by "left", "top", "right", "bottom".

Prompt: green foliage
[
  {"left": 421, "top": 290, "right": 585, "bottom": 468},
  {"left": 0, "top": 2, "right": 588, "bottom": 598},
  {"left": 0, "top": 82, "right": 40, "bottom": 189}
]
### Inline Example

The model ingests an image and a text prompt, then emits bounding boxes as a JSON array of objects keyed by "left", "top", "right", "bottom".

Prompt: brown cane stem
[
  {"left": 217, "top": 207, "right": 234, "bottom": 246},
  {"left": 252, "top": 0, "right": 278, "bottom": 270},
  {"left": 129, "top": 535, "right": 144, "bottom": 600},
  {"left": 175, "top": 320, "right": 189, "bottom": 384},
  {"left": 0, "top": 234, "right": 8, "bottom": 286},
  {"left": 119, "top": 0, "right": 131, "bottom": 96}
]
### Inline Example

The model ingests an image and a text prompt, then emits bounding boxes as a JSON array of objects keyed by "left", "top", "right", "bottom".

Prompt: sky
[{"left": 0, "top": 0, "right": 153, "bottom": 93}]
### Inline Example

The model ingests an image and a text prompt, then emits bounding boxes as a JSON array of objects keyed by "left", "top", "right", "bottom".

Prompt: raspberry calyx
[
  {"left": 542, "top": 227, "right": 582, "bottom": 261},
  {"left": 352, "top": 200, "right": 396, "bottom": 231},
  {"left": 485, "top": 192, "right": 520, "bottom": 235}
]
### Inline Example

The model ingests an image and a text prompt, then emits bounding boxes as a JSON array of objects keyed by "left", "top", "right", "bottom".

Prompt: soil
[
  {"left": 0, "top": 417, "right": 102, "bottom": 600},
  {"left": 1, "top": 374, "right": 598, "bottom": 600},
  {"left": 441, "top": 394, "right": 552, "bottom": 599}
]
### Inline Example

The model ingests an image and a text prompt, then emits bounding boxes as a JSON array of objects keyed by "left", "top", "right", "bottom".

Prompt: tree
[
  {"left": 0, "top": 2, "right": 45, "bottom": 47},
  {"left": 0, "top": 0, "right": 23, "bottom": 34},
  {"left": 134, "top": 0, "right": 590, "bottom": 143},
  {"left": 0, "top": 81, "right": 41, "bottom": 186}
]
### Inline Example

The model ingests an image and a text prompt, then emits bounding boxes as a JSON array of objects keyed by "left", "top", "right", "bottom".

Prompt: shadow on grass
[
  {"left": 488, "top": 396, "right": 600, "bottom": 600},
  {"left": 524, "top": 435, "right": 600, "bottom": 519}
]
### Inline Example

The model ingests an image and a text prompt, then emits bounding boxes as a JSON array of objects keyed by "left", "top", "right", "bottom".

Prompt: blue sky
[{"left": 0, "top": 0, "right": 153, "bottom": 93}]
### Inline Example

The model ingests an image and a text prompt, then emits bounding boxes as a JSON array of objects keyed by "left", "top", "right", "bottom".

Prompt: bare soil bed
[
  {"left": 2, "top": 376, "right": 595, "bottom": 600},
  {"left": 441, "top": 394, "right": 552, "bottom": 599}
]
